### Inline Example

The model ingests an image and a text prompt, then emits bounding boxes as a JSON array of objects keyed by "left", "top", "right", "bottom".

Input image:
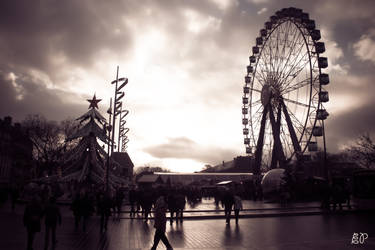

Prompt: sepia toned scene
[{"left": 0, "top": 1, "right": 374, "bottom": 249}]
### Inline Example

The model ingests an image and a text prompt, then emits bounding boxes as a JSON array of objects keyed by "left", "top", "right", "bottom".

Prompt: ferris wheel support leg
[
  {"left": 254, "top": 105, "right": 269, "bottom": 175},
  {"left": 269, "top": 103, "right": 286, "bottom": 168},
  {"left": 271, "top": 104, "right": 282, "bottom": 169},
  {"left": 322, "top": 120, "right": 329, "bottom": 181},
  {"left": 281, "top": 100, "right": 302, "bottom": 158}
]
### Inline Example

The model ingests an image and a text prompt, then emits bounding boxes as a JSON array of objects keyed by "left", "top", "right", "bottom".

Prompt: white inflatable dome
[{"left": 261, "top": 168, "right": 285, "bottom": 194}]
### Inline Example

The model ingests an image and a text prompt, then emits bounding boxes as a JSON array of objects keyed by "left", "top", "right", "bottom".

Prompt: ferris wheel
[{"left": 242, "top": 7, "right": 330, "bottom": 174}]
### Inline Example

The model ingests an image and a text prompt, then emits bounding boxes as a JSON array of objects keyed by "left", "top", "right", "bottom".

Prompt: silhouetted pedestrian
[
  {"left": 332, "top": 183, "right": 345, "bottom": 211},
  {"left": 70, "top": 193, "right": 82, "bottom": 231},
  {"left": 167, "top": 192, "right": 177, "bottom": 225},
  {"left": 142, "top": 190, "right": 153, "bottom": 222},
  {"left": 320, "top": 181, "right": 331, "bottom": 210},
  {"left": 344, "top": 178, "right": 352, "bottom": 209},
  {"left": 98, "top": 193, "right": 112, "bottom": 233},
  {"left": 80, "top": 192, "right": 93, "bottom": 231},
  {"left": 233, "top": 195, "right": 243, "bottom": 224},
  {"left": 43, "top": 197, "right": 62, "bottom": 250},
  {"left": 23, "top": 196, "right": 43, "bottom": 250},
  {"left": 139, "top": 190, "right": 146, "bottom": 217},
  {"left": 135, "top": 189, "right": 142, "bottom": 215},
  {"left": 10, "top": 184, "right": 19, "bottom": 212},
  {"left": 151, "top": 196, "right": 173, "bottom": 250},
  {"left": 115, "top": 188, "right": 124, "bottom": 217},
  {"left": 222, "top": 189, "right": 234, "bottom": 224},
  {"left": 214, "top": 190, "right": 221, "bottom": 208},
  {"left": 175, "top": 192, "right": 186, "bottom": 223},
  {"left": 129, "top": 188, "right": 137, "bottom": 218}
]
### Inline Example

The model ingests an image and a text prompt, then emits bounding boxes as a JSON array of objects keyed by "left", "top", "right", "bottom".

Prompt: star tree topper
[{"left": 87, "top": 94, "right": 102, "bottom": 109}]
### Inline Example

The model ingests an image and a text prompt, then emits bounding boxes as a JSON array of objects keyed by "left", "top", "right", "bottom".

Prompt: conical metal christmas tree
[{"left": 61, "top": 94, "right": 125, "bottom": 188}]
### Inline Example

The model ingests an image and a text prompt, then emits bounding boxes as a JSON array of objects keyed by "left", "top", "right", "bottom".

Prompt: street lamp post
[{"left": 106, "top": 98, "right": 112, "bottom": 193}]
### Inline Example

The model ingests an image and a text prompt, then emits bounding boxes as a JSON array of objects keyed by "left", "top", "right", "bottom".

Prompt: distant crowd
[{"left": 0, "top": 178, "right": 354, "bottom": 250}]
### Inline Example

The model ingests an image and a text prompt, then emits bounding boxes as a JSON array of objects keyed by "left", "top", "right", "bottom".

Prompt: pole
[
  {"left": 322, "top": 120, "right": 329, "bottom": 181},
  {"left": 117, "top": 104, "right": 122, "bottom": 152},
  {"left": 106, "top": 98, "right": 112, "bottom": 193}
]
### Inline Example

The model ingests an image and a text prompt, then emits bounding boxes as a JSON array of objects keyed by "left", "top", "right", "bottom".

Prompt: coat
[
  {"left": 44, "top": 202, "right": 62, "bottom": 226},
  {"left": 153, "top": 196, "right": 167, "bottom": 232},
  {"left": 222, "top": 192, "right": 234, "bottom": 209},
  {"left": 234, "top": 196, "right": 243, "bottom": 210},
  {"left": 23, "top": 200, "right": 43, "bottom": 232}
]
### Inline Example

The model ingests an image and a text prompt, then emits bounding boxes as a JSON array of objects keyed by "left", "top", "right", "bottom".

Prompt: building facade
[{"left": 0, "top": 116, "right": 33, "bottom": 185}]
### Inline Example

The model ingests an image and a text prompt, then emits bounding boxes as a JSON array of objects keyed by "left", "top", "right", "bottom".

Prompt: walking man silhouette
[
  {"left": 44, "top": 197, "right": 62, "bottom": 250},
  {"left": 151, "top": 195, "right": 173, "bottom": 250}
]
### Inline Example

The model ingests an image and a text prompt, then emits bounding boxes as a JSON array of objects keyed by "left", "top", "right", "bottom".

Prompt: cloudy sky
[{"left": 1, "top": 0, "right": 375, "bottom": 172}]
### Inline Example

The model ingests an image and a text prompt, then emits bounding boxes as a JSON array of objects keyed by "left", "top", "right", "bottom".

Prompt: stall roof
[
  {"left": 137, "top": 175, "right": 162, "bottom": 183},
  {"left": 217, "top": 180, "right": 233, "bottom": 185},
  {"left": 154, "top": 172, "right": 253, "bottom": 176}
]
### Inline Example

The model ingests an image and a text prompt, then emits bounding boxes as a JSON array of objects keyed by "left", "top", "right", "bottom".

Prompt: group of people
[
  {"left": 320, "top": 180, "right": 352, "bottom": 211},
  {"left": 70, "top": 187, "right": 125, "bottom": 233},
  {"left": 22, "top": 185, "right": 124, "bottom": 250},
  {"left": 70, "top": 186, "right": 178, "bottom": 250},
  {"left": 220, "top": 188, "right": 243, "bottom": 224},
  {"left": 20, "top": 184, "right": 248, "bottom": 250},
  {"left": 23, "top": 196, "right": 61, "bottom": 250},
  {"left": 128, "top": 187, "right": 186, "bottom": 224}
]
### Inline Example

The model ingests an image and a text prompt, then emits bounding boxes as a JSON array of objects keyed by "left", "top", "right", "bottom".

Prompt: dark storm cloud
[
  {"left": 144, "top": 137, "right": 237, "bottom": 164},
  {"left": 0, "top": 0, "right": 137, "bottom": 121},
  {"left": 0, "top": 71, "right": 88, "bottom": 122},
  {"left": 0, "top": 0, "right": 134, "bottom": 72}
]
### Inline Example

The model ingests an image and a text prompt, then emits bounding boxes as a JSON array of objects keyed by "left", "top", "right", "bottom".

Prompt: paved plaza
[{"left": 0, "top": 200, "right": 374, "bottom": 250}]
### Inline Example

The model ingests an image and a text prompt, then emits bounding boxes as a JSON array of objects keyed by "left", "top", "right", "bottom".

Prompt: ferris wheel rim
[
  {"left": 251, "top": 20, "right": 316, "bottom": 160},
  {"left": 252, "top": 19, "right": 315, "bottom": 149},
  {"left": 242, "top": 7, "right": 329, "bottom": 170}
]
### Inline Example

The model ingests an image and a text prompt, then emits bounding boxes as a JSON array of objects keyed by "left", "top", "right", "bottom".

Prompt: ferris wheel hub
[
  {"left": 261, "top": 85, "right": 271, "bottom": 106},
  {"left": 261, "top": 84, "right": 281, "bottom": 107}
]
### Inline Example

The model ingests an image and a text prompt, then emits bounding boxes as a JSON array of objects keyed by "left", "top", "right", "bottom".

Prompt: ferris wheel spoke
[
  {"left": 251, "top": 88, "right": 262, "bottom": 93},
  {"left": 283, "top": 104, "right": 305, "bottom": 134},
  {"left": 270, "top": 28, "right": 281, "bottom": 74},
  {"left": 281, "top": 77, "right": 310, "bottom": 94},
  {"left": 280, "top": 50, "right": 310, "bottom": 89},
  {"left": 260, "top": 47, "right": 272, "bottom": 75},
  {"left": 252, "top": 103, "right": 265, "bottom": 127},
  {"left": 279, "top": 126, "right": 293, "bottom": 159},
  {"left": 266, "top": 36, "right": 275, "bottom": 74},
  {"left": 254, "top": 72, "right": 267, "bottom": 86},
  {"left": 252, "top": 99, "right": 262, "bottom": 106},
  {"left": 277, "top": 38, "right": 306, "bottom": 86},
  {"left": 275, "top": 23, "right": 301, "bottom": 81},
  {"left": 256, "top": 57, "right": 271, "bottom": 83},
  {"left": 276, "top": 22, "right": 291, "bottom": 73},
  {"left": 283, "top": 97, "right": 310, "bottom": 108},
  {"left": 276, "top": 22, "right": 292, "bottom": 73},
  {"left": 279, "top": 42, "right": 305, "bottom": 82}
]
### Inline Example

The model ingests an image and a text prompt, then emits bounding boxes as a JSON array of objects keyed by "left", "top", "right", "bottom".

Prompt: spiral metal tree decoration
[{"left": 119, "top": 106, "right": 129, "bottom": 152}]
